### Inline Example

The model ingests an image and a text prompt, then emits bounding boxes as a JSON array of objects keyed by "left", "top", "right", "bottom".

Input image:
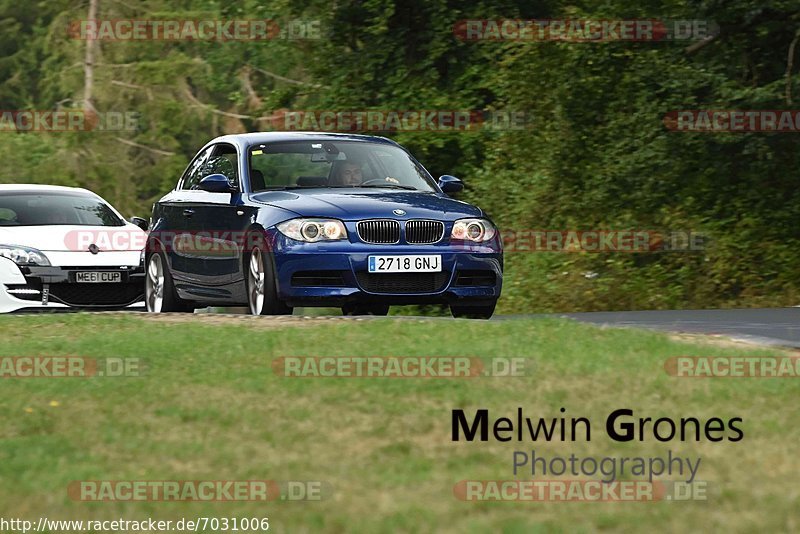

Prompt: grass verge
[{"left": 0, "top": 313, "right": 797, "bottom": 532}]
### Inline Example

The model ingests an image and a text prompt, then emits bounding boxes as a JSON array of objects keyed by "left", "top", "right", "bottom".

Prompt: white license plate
[
  {"left": 75, "top": 271, "right": 122, "bottom": 283},
  {"left": 368, "top": 255, "right": 442, "bottom": 273}
]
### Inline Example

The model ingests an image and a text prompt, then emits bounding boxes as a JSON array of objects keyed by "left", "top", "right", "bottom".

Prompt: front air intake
[
  {"left": 357, "top": 220, "right": 401, "bottom": 244},
  {"left": 405, "top": 220, "right": 444, "bottom": 244}
]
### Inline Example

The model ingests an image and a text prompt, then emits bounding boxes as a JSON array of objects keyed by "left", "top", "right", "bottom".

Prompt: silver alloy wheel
[
  {"left": 248, "top": 248, "right": 266, "bottom": 315},
  {"left": 146, "top": 253, "right": 164, "bottom": 312}
]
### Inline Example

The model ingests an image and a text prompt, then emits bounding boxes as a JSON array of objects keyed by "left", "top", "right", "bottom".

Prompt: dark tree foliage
[{"left": 0, "top": 0, "right": 797, "bottom": 311}]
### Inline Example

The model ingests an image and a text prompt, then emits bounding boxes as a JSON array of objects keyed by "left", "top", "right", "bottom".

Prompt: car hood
[
  {"left": 0, "top": 224, "right": 146, "bottom": 252},
  {"left": 249, "top": 190, "right": 483, "bottom": 221}
]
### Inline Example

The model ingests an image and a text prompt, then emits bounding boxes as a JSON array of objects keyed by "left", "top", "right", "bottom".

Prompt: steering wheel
[
  {"left": 361, "top": 178, "right": 388, "bottom": 186},
  {"left": 361, "top": 178, "right": 399, "bottom": 186}
]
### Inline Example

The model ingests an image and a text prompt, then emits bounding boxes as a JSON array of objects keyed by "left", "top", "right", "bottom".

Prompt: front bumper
[
  {"left": 0, "top": 258, "right": 145, "bottom": 313},
  {"left": 271, "top": 235, "right": 502, "bottom": 307}
]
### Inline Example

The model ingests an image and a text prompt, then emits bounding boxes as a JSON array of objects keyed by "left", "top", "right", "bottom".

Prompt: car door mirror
[
  {"left": 129, "top": 216, "right": 149, "bottom": 231},
  {"left": 438, "top": 175, "right": 464, "bottom": 193},
  {"left": 197, "top": 174, "right": 236, "bottom": 193}
]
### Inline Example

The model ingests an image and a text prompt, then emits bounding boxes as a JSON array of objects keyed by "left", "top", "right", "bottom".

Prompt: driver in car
[
  {"left": 331, "top": 161, "right": 401, "bottom": 187},
  {"left": 335, "top": 162, "right": 364, "bottom": 186}
]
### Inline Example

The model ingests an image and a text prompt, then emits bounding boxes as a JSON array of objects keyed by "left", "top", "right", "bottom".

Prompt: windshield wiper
[
  {"left": 357, "top": 184, "right": 419, "bottom": 191},
  {"left": 254, "top": 186, "right": 306, "bottom": 191}
]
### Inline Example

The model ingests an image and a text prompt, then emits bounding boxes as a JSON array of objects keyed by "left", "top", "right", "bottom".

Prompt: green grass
[{"left": 0, "top": 313, "right": 797, "bottom": 532}]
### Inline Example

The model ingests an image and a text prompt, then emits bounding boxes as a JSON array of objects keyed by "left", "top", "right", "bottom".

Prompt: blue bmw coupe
[{"left": 145, "top": 132, "right": 502, "bottom": 318}]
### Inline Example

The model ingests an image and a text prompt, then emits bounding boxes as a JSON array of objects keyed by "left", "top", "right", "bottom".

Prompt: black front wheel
[
  {"left": 145, "top": 251, "right": 194, "bottom": 313},
  {"left": 246, "top": 246, "right": 292, "bottom": 316},
  {"left": 450, "top": 301, "right": 496, "bottom": 319}
]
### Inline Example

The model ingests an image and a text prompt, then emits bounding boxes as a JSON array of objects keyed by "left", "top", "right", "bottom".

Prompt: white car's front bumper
[{"left": 0, "top": 257, "right": 144, "bottom": 313}]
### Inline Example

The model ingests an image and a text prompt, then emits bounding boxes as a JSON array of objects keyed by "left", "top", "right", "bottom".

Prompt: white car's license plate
[
  {"left": 75, "top": 271, "right": 122, "bottom": 283},
  {"left": 368, "top": 255, "right": 442, "bottom": 273}
]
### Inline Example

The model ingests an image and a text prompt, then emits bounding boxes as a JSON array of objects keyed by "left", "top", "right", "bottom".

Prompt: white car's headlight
[
  {"left": 0, "top": 245, "right": 51, "bottom": 266},
  {"left": 277, "top": 218, "right": 348, "bottom": 243},
  {"left": 451, "top": 218, "right": 496, "bottom": 242}
]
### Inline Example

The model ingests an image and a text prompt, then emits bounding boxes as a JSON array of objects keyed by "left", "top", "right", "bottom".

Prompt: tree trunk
[{"left": 83, "top": 0, "right": 98, "bottom": 113}]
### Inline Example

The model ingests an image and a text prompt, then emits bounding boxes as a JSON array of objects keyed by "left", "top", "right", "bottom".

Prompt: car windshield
[
  {"left": 248, "top": 141, "right": 438, "bottom": 192},
  {"left": 0, "top": 192, "right": 125, "bottom": 227}
]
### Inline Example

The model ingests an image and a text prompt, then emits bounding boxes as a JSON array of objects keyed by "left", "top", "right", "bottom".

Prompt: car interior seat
[{"left": 250, "top": 169, "right": 266, "bottom": 191}]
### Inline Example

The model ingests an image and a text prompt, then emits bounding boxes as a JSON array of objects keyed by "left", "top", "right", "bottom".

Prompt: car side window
[
  {"left": 180, "top": 146, "right": 214, "bottom": 190},
  {"left": 202, "top": 144, "right": 240, "bottom": 189}
]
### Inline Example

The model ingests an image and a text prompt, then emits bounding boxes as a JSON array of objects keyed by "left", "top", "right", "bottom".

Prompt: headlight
[
  {"left": 451, "top": 219, "right": 496, "bottom": 242},
  {"left": 276, "top": 218, "right": 348, "bottom": 243},
  {"left": 0, "top": 245, "right": 51, "bottom": 266}
]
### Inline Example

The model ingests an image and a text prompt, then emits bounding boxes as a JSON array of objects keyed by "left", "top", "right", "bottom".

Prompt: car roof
[
  {"left": 0, "top": 184, "right": 99, "bottom": 196},
  {"left": 206, "top": 131, "right": 402, "bottom": 150}
]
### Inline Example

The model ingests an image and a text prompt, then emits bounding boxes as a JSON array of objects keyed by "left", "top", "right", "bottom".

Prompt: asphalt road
[
  {"left": 552, "top": 307, "right": 800, "bottom": 348},
  {"left": 97, "top": 307, "right": 800, "bottom": 348}
]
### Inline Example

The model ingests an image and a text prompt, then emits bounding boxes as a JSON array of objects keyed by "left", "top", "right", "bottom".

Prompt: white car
[{"left": 0, "top": 184, "right": 148, "bottom": 312}]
